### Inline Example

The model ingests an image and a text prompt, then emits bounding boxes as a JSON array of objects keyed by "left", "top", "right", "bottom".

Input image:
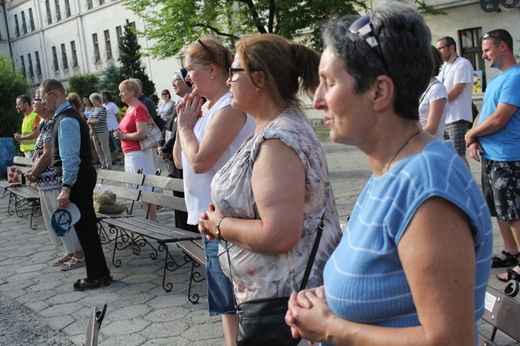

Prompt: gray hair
[
  {"left": 89, "top": 92, "right": 102, "bottom": 103},
  {"left": 322, "top": 2, "right": 432, "bottom": 120}
]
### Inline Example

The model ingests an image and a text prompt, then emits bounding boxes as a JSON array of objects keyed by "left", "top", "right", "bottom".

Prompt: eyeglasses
[
  {"left": 172, "top": 79, "right": 182, "bottom": 84},
  {"left": 42, "top": 90, "right": 54, "bottom": 101},
  {"left": 33, "top": 97, "right": 42, "bottom": 102},
  {"left": 228, "top": 67, "right": 259, "bottom": 82},
  {"left": 198, "top": 39, "right": 216, "bottom": 62},
  {"left": 228, "top": 68, "right": 245, "bottom": 82},
  {"left": 349, "top": 14, "right": 389, "bottom": 73}
]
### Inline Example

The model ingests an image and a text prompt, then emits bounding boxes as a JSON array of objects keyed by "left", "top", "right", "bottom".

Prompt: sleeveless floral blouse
[{"left": 211, "top": 107, "right": 342, "bottom": 304}]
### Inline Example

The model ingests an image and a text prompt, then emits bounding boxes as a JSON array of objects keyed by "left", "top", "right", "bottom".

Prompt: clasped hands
[
  {"left": 285, "top": 285, "right": 338, "bottom": 345},
  {"left": 464, "top": 129, "right": 483, "bottom": 162},
  {"left": 198, "top": 203, "right": 222, "bottom": 241},
  {"left": 176, "top": 94, "right": 203, "bottom": 131}
]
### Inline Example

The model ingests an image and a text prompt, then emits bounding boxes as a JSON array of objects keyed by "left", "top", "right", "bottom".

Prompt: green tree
[
  {"left": 68, "top": 73, "right": 99, "bottom": 99},
  {"left": 124, "top": 0, "right": 443, "bottom": 59},
  {"left": 96, "top": 64, "right": 124, "bottom": 106},
  {"left": 0, "top": 54, "right": 30, "bottom": 138},
  {"left": 118, "top": 19, "right": 156, "bottom": 102}
]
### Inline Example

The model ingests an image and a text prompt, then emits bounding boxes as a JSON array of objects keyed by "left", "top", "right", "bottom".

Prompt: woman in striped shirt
[
  {"left": 286, "top": 4, "right": 493, "bottom": 345},
  {"left": 87, "top": 93, "right": 111, "bottom": 170}
]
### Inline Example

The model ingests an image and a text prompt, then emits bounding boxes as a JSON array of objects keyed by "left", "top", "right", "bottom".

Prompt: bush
[
  {"left": 68, "top": 74, "right": 99, "bottom": 98},
  {"left": 96, "top": 64, "right": 124, "bottom": 107},
  {"left": 0, "top": 55, "right": 31, "bottom": 138}
]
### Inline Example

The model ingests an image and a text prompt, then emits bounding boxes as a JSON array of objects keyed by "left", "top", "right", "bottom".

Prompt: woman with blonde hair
[
  {"left": 173, "top": 37, "right": 255, "bottom": 345},
  {"left": 114, "top": 79, "right": 157, "bottom": 220}
]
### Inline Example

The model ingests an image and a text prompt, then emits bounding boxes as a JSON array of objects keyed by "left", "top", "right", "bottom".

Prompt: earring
[{"left": 210, "top": 76, "right": 214, "bottom": 80}]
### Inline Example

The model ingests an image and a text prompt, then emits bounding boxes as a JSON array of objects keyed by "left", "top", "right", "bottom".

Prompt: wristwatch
[
  {"left": 215, "top": 217, "right": 227, "bottom": 240},
  {"left": 62, "top": 184, "right": 72, "bottom": 191}
]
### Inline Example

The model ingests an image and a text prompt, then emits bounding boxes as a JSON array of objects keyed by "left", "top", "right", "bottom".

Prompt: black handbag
[{"left": 231, "top": 214, "right": 325, "bottom": 346}]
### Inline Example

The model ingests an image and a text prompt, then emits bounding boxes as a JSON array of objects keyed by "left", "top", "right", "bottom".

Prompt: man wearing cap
[
  {"left": 465, "top": 29, "right": 520, "bottom": 283},
  {"left": 40, "top": 79, "right": 111, "bottom": 291}
]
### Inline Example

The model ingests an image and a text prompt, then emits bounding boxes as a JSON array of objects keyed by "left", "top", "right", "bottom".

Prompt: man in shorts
[
  {"left": 465, "top": 29, "right": 520, "bottom": 282},
  {"left": 437, "top": 36, "right": 474, "bottom": 167}
]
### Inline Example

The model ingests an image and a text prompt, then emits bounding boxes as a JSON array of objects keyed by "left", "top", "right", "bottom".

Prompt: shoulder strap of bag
[
  {"left": 299, "top": 212, "right": 325, "bottom": 291},
  {"left": 226, "top": 211, "right": 326, "bottom": 305}
]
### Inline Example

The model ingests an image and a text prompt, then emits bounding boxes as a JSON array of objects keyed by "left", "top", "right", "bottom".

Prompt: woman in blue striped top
[
  {"left": 87, "top": 93, "right": 111, "bottom": 170},
  {"left": 285, "top": 3, "right": 493, "bottom": 345}
]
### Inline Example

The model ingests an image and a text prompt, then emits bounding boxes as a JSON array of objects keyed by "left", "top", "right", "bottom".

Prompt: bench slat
[
  {"left": 480, "top": 286, "right": 520, "bottom": 343},
  {"left": 177, "top": 241, "right": 205, "bottom": 267}
]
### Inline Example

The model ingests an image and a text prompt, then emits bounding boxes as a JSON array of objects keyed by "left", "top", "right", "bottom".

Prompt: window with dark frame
[
  {"left": 71, "top": 40, "right": 78, "bottom": 67},
  {"left": 459, "top": 27, "right": 486, "bottom": 91},
  {"left": 116, "top": 25, "right": 122, "bottom": 48},
  {"left": 35, "top": 51, "right": 42, "bottom": 75},
  {"left": 45, "top": 0, "right": 52, "bottom": 25},
  {"left": 21, "top": 11, "right": 27, "bottom": 34},
  {"left": 93, "top": 33, "right": 100, "bottom": 63},
  {"left": 65, "top": 0, "right": 71, "bottom": 17},
  {"left": 28, "top": 8, "right": 35, "bottom": 31},
  {"left": 55, "top": 0, "right": 61, "bottom": 21},
  {"left": 104, "top": 30, "right": 112, "bottom": 60},
  {"left": 28, "top": 53, "right": 34, "bottom": 78},
  {"left": 52, "top": 46, "right": 59, "bottom": 71},
  {"left": 87, "top": 0, "right": 93, "bottom": 10},
  {"left": 20, "top": 56, "right": 26, "bottom": 77},
  {"left": 61, "top": 43, "right": 68, "bottom": 69},
  {"left": 14, "top": 14, "right": 20, "bottom": 37}
]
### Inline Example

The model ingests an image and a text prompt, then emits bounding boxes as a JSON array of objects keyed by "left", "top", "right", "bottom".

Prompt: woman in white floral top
[{"left": 198, "top": 34, "right": 342, "bottom": 343}]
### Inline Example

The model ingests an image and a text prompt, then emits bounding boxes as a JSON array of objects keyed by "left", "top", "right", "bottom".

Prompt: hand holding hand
[
  {"left": 113, "top": 129, "right": 124, "bottom": 140},
  {"left": 468, "top": 141, "right": 483, "bottom": 162},
  {"left": 198, "top": 203, "right": 222, "bottom": 241},
  {"left": 177, "top": 94, "right": 203, "bottom": 131},
  {"left": 286, "top": 286, "right": 333, "bottom": 344}
]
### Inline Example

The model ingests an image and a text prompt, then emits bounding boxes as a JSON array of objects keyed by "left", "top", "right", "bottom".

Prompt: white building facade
[
  {"left": 0, "top": 0, "right": 181, "bottom": 96},
  {"left": 423, "top": 0, "right": 520, "bottom": 92},
  {"left": 2, "top": 0, "right": 518, "bottom": 115}
]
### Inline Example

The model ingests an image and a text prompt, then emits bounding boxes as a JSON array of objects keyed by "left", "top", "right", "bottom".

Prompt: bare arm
[
  {"left": 173, "top": 126, "right": 182, "bottom": 169},
  {"left": 116, "top": 121, "right": 148, "bottom": 141},
  {"left": 199, "top": 139, "right": 306, "bottom": 254},
  {"left": 466, "top": 102, "right": 517, "bottom": 144},
  {"left": 287, "top": 197, "right": 476, "bottom": 346},
  {"left": 447, "top": 83, "right": 468, "bottom": 101},
  {"left": 178, "top": 96, "right": 248, "bottom": 174},
  {"left": 422, "top": 98, "right": 446, "bottom": 136},
  {"left": 25, "top": 140, "right": 52, "bottom": 181}
]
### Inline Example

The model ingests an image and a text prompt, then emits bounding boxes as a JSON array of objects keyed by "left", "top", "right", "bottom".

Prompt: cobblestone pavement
[{"left": 0, "top": 139, "right": 518, "bottom": 345}]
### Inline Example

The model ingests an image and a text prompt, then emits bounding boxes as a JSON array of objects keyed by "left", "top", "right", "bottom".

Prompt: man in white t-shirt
[
  {"left": 436, "top": 36, "right": 474, "bottom": 167},
  {"left": 101, "top": 90, "right": 123, "bottom": 165}
]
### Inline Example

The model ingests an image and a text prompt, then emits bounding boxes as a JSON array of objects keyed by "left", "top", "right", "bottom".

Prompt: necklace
[
  {"left": 441, "top": 56, "right": 458, "bottom": 83},
  {"left": 256, "top": 109, "right": 280, "bottom": 134},
  {"left": 385, "top": 129, "right": 422, "bottom": 171}
]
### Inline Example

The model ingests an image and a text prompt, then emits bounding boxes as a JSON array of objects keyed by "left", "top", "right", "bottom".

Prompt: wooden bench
[
  {"left": 478, "top": 285, "right": 520, "bottom": 345},
  {"left": 95, "top": 170, "right": 144, "bottom": 244},
  {"left": 177, "top": 240, "right": 206, "bottom": 304},
  {"left": 3, "top": 156, "right": 42, "bottom": 230},
  {"left": 101, "top": 174, "right": 199, "bottom": 291}
]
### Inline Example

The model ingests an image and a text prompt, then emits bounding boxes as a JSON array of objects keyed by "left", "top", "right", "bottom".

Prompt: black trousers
[{"left": 69, "top": 167, "right": 110, "bottom": 280}]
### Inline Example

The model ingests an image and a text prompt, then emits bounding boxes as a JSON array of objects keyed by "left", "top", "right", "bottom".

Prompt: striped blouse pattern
[
  {"left": 323, "top": 141, "right": 492, "bottom": 333},
  {"left": 89, "top": 106, "right": 108, "bottom": 133}
]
